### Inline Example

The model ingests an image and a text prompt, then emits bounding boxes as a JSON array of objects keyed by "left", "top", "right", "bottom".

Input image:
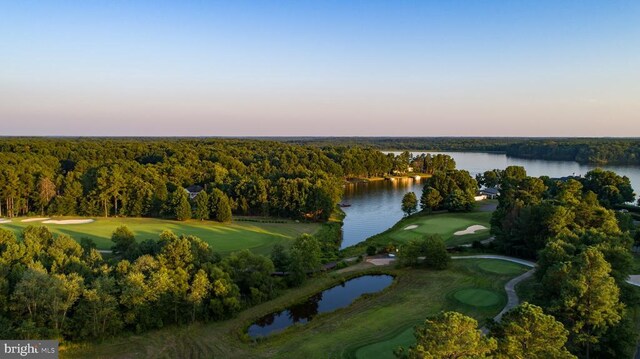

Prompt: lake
[
  {"left": 340, "top": 151, "right": 640, "bottom": 249},
  {"left": 247, "top": 275, "right": 394, "bottom": 338}
]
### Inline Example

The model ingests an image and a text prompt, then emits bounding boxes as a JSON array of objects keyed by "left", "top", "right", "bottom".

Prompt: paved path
[
  {"left": 492, "top": 270, "right": 536, "bottom": 322},
  {"left": 450, "top": 255, "right": 536, "bottom": 327},
  {"left": 366, "top": 254, "right": 538, "bottom": 325},
  {"left": 627, "top": 275, "right": 640, "bottom": 287}
]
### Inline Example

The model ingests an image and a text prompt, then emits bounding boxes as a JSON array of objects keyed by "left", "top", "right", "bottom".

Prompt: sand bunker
[
  {"left": 454, "top": 225, "right": 488, "bottom": 236},
  {"left": 0, "top": 219, "right": 11, "bottom": 224},
  {"left": 404, "top": 225, "right": 418, "bottom": 230},
  {"left": 21, "top": 217, "right": 50, "bottom": 223},
  {"left": 42, "top": 219, "right": 95, "bottom": 225}
]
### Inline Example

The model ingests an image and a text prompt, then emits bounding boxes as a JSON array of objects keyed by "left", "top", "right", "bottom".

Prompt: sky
[{"left": 1, "top": 1, "right": 639, "bottom": 137}]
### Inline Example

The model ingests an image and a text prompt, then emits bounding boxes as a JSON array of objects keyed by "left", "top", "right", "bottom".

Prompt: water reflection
[
  {"left": 341, "top": 178, "right": 424, "bottom": 249},
  {"left": 248, "top": 275, "right": 394, "bottom": 338},
  {"left": 340, "top": 152, "right": 640, "bottom": 249}
]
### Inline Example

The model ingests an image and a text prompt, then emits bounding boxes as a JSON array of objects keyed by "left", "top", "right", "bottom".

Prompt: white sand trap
[
  {"left": 404, "top": 225, "right": 418, "bottom": 230},
  {"left": 0, "top": 219, "right": 11, "bottom": 224},
  {"left": 21, "top": 217, "right": 50, "bottom": 223},
  {"left": 454, "top": 225, "right": 488, "bottom": 236},
  {"left": 42, "top": 219, "right": 95, "bottom": 225}
]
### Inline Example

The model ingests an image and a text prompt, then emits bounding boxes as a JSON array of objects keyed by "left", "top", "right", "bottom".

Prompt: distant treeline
[{"left": 276, "top": 137, "right": 640, "bottom": 165}]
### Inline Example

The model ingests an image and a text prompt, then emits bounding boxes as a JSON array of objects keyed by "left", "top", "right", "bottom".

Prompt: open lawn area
[
  {"left": 0, "top": 217, "right": 321, "bottom": 256},
  {"left": 342, "top": 202, "right": 495, "bottom": 257},
  {"left": 62, "top": 258, "right": 527, "bottom": 359}
]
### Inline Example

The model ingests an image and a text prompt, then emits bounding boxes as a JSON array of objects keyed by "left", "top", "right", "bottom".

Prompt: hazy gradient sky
[{"left": 1, "top": 1, "right": 639, "bottom": 136}]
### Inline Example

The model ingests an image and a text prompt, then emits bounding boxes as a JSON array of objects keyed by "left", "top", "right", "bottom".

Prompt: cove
[
  {"left": 340, "top": 151, "right": 640, "bottom": 249},
  {"left": 248, "top": 275, "right": 394, "bottom": 338}
]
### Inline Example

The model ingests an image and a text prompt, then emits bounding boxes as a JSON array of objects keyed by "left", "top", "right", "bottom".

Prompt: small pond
[{"left": 247, "top": 274, "right": 394, "bottom": 338}]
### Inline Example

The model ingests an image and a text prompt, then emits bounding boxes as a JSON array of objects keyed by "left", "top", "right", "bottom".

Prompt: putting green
[
  {"left": 342, "top": 206, "right": 495, "bottom": 257},
  {"left": 478, "top": 260, "right": 525, "bottom": 275},
  {"left": 453, "top": 288, "right": 501, "bottom": 307}
]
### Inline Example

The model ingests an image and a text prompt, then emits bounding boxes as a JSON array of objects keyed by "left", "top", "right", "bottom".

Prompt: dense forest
[
  {"left": 277, "top": 137, "right": 640, "bottom": 165},
  {"left": 0, "top": 138, "right": 412, "bottom": 221},
  {"left": 0, "top": 224, "right": 331, "bottom": 341},
  {"left": 485, "top": 166, "right": 639, "bottom": 358}
]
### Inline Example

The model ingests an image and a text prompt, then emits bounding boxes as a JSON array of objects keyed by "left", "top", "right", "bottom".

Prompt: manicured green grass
[
  {"left": 0, "top": 217, "right": 320, "bottom": 256},
  {"left": 478, "top": 260, "right": 526, "bottom": 275},
  {"left": 342, "top": 204, "right": 494, "bottom": 257},
  {"left": 453, "top": 288, "right": 501, "bottom": 307},
  {"left": 63, "top": 259, "right": 527, "bottom": 359},
  {"left": 355, "top": 326, "right": 414, "bottom": 359}
]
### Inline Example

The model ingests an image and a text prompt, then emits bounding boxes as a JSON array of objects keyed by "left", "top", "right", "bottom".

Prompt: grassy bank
[
  {"left": 63, "top": 258, "right": 527, "bottom": 359},
  {"left": 0, "top": 216, "right": 321, "bottom": 256},
  {"left": 341, "top": 205, "right": 494, "bottom": 257}
]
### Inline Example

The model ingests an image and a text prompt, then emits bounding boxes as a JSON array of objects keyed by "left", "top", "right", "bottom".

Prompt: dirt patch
[
  {"left": 366, "top": 258, "right": 396, "bottom": 266},
  {"left": 42, "top": 219, "right": 95, "bottom": 224},
  {"left": 453, "top": 225, "right": 488, "bottom": 236}
]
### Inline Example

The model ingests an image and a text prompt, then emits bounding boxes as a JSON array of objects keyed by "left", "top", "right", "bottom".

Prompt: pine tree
[{"left": 193, "top": 191, "right": 209, "bottom": 220}]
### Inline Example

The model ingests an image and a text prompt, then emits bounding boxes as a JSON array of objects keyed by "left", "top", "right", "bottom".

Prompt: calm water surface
[
  {"left": 340, "top": 152, "right": 640, "bottom": 249},
  {"left": 248, "top": 275, "right": 394, "bottom": 338}
]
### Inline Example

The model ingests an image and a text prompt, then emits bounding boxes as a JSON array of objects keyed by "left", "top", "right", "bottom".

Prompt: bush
[
  {"left": 422, "top": 236, "right": 450, "bottom": 270},
  {"left": 366, "top": 245, "right": 377, "bottom": 256}
]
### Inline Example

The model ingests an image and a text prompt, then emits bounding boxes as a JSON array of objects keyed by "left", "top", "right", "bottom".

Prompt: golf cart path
[{"left": 451, "top": 255, "right": 536, "bottom": 323}]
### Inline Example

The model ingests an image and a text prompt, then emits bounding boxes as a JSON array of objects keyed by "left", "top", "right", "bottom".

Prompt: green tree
[
  {"left": 580, "top": 168, "right": 635, "bottom": 208},
  {"left": 193, "top": 191, "right": 209, "bottom": 221},
  {"left": 36, "top": 176, "right": 56, "bottom": 215},
  {"left": 221, "top": 250, "right": 275, "bottom": 304},
  {"left": 10, "top": 268, "right": 55, "bottom": 335},
  {"left": 187, "top": 269, "right": 210, "bottom": 322},
  {"left": 210, "top": 189, "right": 232, "bottom": 223},
  {"left": 421, "top": 236, "right": 450, "bottom": 270},
  {"left": 555, "top": 248, "right": 624, "bottom": 358},
  {"left": 270, "top": 244, "right": 290, "bottom": 272},
  {"left": 172, "top": 189, "right": 192, "bottom": 221},
  {"left": 397, "top": 240, "right": 422, "bottom": 267},
  {"left": 401, "top": 192, "right": 418, "bottom": 216},
  {"left": 396, "top": 311, "right": 496, "bottom": 359},
  {"left": 287, "top": 234, "right": 322, "bottom": 286},
  {"left": 491, "top": 302, "right": 575, "bottom": 359},
  {"left": 50, "top": 273, "right": 84, "bottom": 334},
  {"left": 111, "top": 225, "right": 137, "bottom": 258},
  {"left": 420, "top": 186, "right": 442, "bottom": 212},
  {"left": 74, "top": 276, "right": 123, "bottom": 340},
  {"left": 443, "top": 189, "right": 472, "bottom": 212}
]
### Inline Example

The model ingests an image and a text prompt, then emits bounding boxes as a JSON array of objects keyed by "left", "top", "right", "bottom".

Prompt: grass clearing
[
  {"left": 63, "top": 258, "right": 528, "bottom": 359},
  {"left": 477, "top": 260, "right": 526, "bottom": 275},
  {"left": 452, "top": 288, "right": 501, "bottom": 307},
  {"left": 0, "top": 216, "right": 321, "bottom": 256}
]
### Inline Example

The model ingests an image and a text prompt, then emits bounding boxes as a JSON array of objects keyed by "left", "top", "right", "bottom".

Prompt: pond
[
  {"left": 247, "top": 274, "right": 394, "bottom": 338},
  {"left": 340, "top": 151, "right": 640, "bottom": 249}
]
